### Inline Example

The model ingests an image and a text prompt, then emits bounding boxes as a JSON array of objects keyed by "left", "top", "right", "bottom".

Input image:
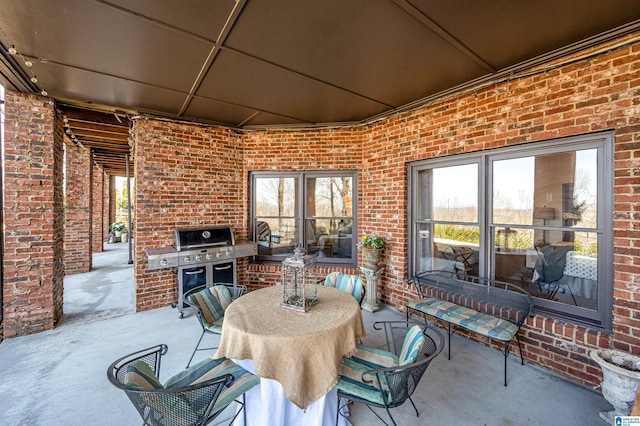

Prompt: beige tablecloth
[{"left": 213, "top": 285, "right": 366, "bottom": 409}]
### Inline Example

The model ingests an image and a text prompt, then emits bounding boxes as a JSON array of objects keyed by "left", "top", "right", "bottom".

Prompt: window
[
  {"left": 408, "top": 132, "right": 614, "bottom": 329},
  {"left": 251, "top": 171, "right": 357, "bottom": 266}
]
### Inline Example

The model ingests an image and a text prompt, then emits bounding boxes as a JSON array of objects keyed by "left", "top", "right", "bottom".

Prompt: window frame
[
  {"left": 250, "top": 170, "right": 358, "bottom": 267},
  {"left": 408, "top": 131, "right": 614, "bottom": 330}
]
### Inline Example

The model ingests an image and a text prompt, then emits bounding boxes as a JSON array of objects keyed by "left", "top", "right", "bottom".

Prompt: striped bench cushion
[
  {"left": 165, "top": 357, "right": 259, "bottom": 416},
  {"left": 407, "top": 297, "right": 518, "bottom": 341}
]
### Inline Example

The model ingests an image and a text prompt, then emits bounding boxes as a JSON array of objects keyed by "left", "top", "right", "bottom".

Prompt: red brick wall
[
  {"left": 237, "top": 34, "right": 640, "bottom": 388},
  {"left": 91, "top": 163, "right": 105, "bottom": 251},
  {"left": 242, "top": 128, "right": 365, "bottom": 288},
  {"left": 2, "top": 91, "right": 64, "bottom": 337},
  {"left": 357, "top": 36, "right": 640, "bottom": 387},
  {"left": 133, "top": 120, "right": 246, "bottom": 311},
  {"left": 64, "top": 142, "right": 92, "bottom": 273}
]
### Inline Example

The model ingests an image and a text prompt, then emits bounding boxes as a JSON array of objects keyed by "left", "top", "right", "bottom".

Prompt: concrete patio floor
[{"left": 0, "top": 242, "right": 613, "bottom": 425}]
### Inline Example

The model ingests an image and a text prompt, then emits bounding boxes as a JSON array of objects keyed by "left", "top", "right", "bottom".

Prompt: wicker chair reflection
[
  {"left": 336, "top": 321, "right": 445, "bottom": 426},
  {"left": 183, "top": 284, "right": 246, "bottom": 368},
  {"left": 107, "top": 344, "right": 259, "bottom": 426},
  {"left": 324, "top": 272, "right": 365, "bottom": 305}
]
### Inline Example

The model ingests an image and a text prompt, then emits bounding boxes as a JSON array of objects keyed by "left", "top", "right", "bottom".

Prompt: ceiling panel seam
[
  {"left": 389, "top": 0, "right": 496, "bottom": 73},
  {"left": 178, "top": 0, "right": 248, "bottom": 117},
  {"left": 219, "top": 46, "right": 395, "bottom": 109},
  {"left": 95, "top": 0, "right": 217, "bottom": 44}
]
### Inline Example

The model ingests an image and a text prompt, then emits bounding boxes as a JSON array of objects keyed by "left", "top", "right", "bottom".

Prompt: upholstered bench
[{"left": 406, "top": 270, "right": 533, "bottom": 386}]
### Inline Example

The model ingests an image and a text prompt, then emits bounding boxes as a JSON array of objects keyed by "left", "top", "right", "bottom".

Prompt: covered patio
[
  {"left": 2, "top": 1, "right": 640, "bottom": 425},
  {"left": 0, "top": 243, "right": 612, "bottom": 425}
]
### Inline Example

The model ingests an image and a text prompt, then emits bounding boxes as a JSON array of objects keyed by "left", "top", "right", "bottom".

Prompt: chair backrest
[
  {"left": 398, "top": 325, "right": 426, "bottom": 365},
  {"left": 324, "top": 272, "right": 365, "bottom": 304},
  {"left": 377, "top": 322, "right": 444, "bottom": 407},
  {"left": 107, "top": 344, "right": 233, "bottom": 426},
  {"left": 186, "top": 285, "right": 233, "bottom": 326}
]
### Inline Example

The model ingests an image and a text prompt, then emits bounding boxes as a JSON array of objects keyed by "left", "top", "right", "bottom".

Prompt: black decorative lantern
[{"left": 281, "top": 245, "right": 318, "bottom": 312}]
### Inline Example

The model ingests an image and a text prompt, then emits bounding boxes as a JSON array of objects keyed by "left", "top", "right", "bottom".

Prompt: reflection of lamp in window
[{"left": 534, "top": 206, "right": 556, "bottom": 244}]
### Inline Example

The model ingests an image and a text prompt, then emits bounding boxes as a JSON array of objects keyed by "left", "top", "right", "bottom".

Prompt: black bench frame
[{"left": 406, "top": 270, "right": 534, "bottom": 386}]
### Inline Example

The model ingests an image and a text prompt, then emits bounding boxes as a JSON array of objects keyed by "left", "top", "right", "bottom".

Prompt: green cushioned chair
[
  {"left": 336, "top": 321, "right": 444, "bottom": 426},
  {"left": 324, "top": 272, "right": 365, "bottom": 305},
  {"left": 184, "top": 284, "right": 245, "bottom": 368},
  {"left": 108, "top": 344, "right": 259, "bottom": 426}
]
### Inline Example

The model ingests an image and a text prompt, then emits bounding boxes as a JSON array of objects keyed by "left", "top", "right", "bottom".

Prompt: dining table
[{"left": 213, "top": 285, "right": 366, "bottom": 426}]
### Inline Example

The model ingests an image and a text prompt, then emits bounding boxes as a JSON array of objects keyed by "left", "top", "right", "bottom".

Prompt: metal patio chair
[
  {"left": 336, "top": 320, "right": 445, "bottom": 426},
  {"left": 183, "top": 284, "right": 246, "bottom": 368},
  {"left": 107, "top": 344, "right": 259, "bottom": 426}
]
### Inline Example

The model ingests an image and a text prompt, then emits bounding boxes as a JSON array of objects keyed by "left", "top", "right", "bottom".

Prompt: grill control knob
[
  {"left": 184, "top": 256, "right": 191, "bottom": 263},
  {"left": 194, "top": 255, "right": 202, "bottom": 262},
  {"left": 160, "top": 259, "right": 168, "bottom": 266},
  {"left": 226, "top": 250, "right": 232, "bottom": 257},
  {"left": 206, "top": 253, "right": 213, "bottom": 260},
  {"left": 216, "top": 252, "right": 222, "bottom": 259}
]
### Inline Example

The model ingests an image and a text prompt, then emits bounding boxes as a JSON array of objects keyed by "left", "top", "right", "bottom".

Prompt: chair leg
[
  {"left": 186, "top": 330, "right": 205, "bottom": 368},
  {"left": 242, "top": 393, "right": 247, "bottom": 425},
  {"left": 447, "top": 322, "right": 452, "bottom": 360},
  {"left": 382, "top": 405, "right": 397, "bottom": 426},
  {"left": 566, "top": 285, "right": 578, "bottom": 305},
  {"left": 408, "top": 396, "right": 419, "bottom": 417},
  {"left": 516, "top": 334, "right": 525, "bottom": 365},
  {"left": 364, "top": 404, "right": 393, "bottom": 426},
  {"left": 502, "top": 341, "right": 511, "bottom": 387}
]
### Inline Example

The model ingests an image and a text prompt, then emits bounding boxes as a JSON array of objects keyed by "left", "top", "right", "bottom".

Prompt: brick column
[
  {"left": 64, "top": 142, "right": 92, "bottom": 273},
  {"left": 109, "top": 175, "right": 116, "bottom": 226},
  {"left": 91, "top": 163, "right": 105, "bottom": 252},
  {"left": 3, "top": 91, "right": 64, "bottom": 337}
]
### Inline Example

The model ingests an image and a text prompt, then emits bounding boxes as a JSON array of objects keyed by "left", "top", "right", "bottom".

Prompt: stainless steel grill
[{"left": 146, "top": 226, "right": 257, "bottom": 317}]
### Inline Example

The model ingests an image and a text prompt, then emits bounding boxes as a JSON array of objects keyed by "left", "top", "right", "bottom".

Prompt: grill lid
[{"left": 174, "top": 226, "right": 235, "bottom": 251}]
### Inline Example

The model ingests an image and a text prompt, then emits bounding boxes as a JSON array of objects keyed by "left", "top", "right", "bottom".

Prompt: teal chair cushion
[
  {"left": 165, "top": 357, "right": 260, "bottom": 415},
  {"left": 324, "top": 272, "right": 364, "bottom": 304},
  {"left": 337, "top": 356, "right": 392, "bottom": 406},
  {"left": 124, "top": 360, "right": 164, "bottom": 390},
  {"left": 398, "top": 325, "right": 425, "bottom": 365},
  {"left": 350, "top": 343, "right": 399, "bottom": 369},
  {"left": 186, "top": 285, "right": 233, "bottom": 333},
  {"left": 336, "top": 343, "right": 399, "bottom": 406}
]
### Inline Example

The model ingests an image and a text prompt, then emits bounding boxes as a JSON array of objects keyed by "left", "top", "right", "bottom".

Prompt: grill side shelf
[{"left": 146, "top": 247, "right": 179, "bottom": 270}]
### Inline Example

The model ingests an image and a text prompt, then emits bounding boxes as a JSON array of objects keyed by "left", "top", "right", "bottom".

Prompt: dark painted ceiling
[{"left": 1, "top": 0, "right": 640, "bottom": 175}]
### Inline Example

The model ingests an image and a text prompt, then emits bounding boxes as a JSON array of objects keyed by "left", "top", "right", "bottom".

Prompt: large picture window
[
  {"left": 251, "top": 171, "right": 356, "bottom": 266},
  {"left": 408, "top": 132, "right": 614, "bottom": 329}
]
